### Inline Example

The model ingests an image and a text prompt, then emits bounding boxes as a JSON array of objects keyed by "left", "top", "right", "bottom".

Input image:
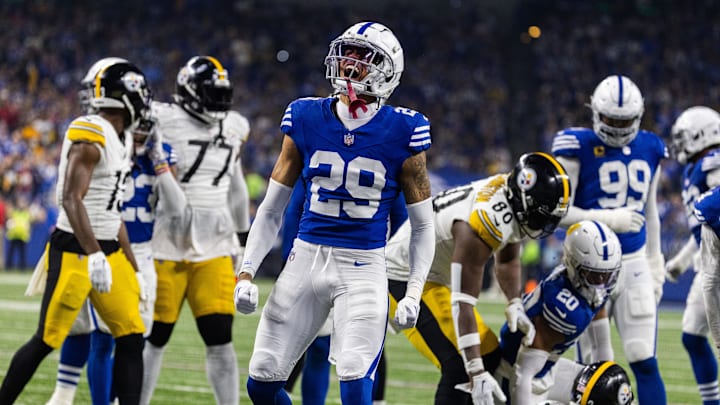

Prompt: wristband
[{"left": 154, "top": 161, "right": 170, "bottom": 175}]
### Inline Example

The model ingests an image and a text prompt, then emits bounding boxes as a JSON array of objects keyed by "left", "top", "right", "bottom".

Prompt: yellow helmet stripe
[
  {"left": 534, "top": 151, "right": 570, "bottom": 208},
  {"left": 94, "top": 64, "right": 114, "bottom": 99},
  {"left": 581, "top": 361, "right": 617, "bottom": 405},
  {"left": 205, "top": 56, "right": 226, "bottom": 80}
]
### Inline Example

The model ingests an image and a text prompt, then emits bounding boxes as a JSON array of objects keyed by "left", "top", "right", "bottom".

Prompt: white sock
[
  {"left": 140, "top": 342, "right": 165, "bottom": 405},
  {"left": 206, "top": 342, "right": 239, "bottom": 405},
  {"left": 46, "top": 364, "right": 83, "bottom": 405}
]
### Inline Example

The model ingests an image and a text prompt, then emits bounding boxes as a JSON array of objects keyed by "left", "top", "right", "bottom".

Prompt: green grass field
[{"left": 0, "top": 271, "right": 701, "bottom": 404}]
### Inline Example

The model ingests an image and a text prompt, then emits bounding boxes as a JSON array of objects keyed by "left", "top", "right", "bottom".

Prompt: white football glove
[
  {"left": 88, "top": 251, "right": 112, "bottom": 293},
  {"left": 648, "top": 254, "right": 666, "bottom": 305},
  {"left": 234, "top": 279, "right": 259, "bottom": 314},
  {"left": 141, "top": 117, "right": 167, "bottom": 168},
  {"left": 665, "top": 255, "right": 687, "bottom": 283},
  {"left": 394, "top": 297, "right": 420, "bottom": 330},
  {"left": 136, "top": 271, "right": 150, "bottom": 312},
  {"left": 505, "top": 297, "right": 535, "bottom": 346},
  {"left": 454, "top": 371, "right": 506, "bottom": 405},
  {"left": 601, "top": 207, "right": 644, "bottom": 234}
]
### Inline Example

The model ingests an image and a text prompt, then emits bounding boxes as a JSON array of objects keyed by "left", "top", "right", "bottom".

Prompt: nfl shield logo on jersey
[{"left": 344, "top": 133, "right": 355, "bottom": 146}]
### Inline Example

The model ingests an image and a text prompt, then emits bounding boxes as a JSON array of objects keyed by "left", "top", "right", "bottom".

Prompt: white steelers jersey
[
  {"left": 150, "top": 101, "right": 250, "bottom": 261},
  {"left": 386, "top": 173, "right": 524, "bottom": 286},
  {"left": 55, "top": 114, "right": 133, "bottom": 240}
]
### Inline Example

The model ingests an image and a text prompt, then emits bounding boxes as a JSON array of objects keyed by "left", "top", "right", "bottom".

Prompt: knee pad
[
  {"left": 249, "top": 349, "right": 282, "bottom": 380},
  {"left": 196, "top": 314, "right": 233, "bottom": 346},
  {"left": 335, "top": 351, "right": 369, "bottom": 381},
  {"left": 147, "top": 321, "right": 174, "bottom": 347},
  {"left": 624, "top": 339, "right": 654, "bottom": 363}
]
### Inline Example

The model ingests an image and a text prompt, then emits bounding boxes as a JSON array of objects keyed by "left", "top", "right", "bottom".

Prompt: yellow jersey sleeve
[{"left": 66, "top": 117, "right": 106, "bottom": 147}]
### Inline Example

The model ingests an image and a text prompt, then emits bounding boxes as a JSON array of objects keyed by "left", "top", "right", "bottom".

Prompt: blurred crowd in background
[{"left": 1, "top": 0, "right": 717, "bottom": 285}]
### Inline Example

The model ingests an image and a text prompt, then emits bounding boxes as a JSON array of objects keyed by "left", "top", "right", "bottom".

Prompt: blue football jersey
[
  {"left": 695, "top": 187, "right": 720, "bottom": 239},
  {"left": 682, "top": 148, "right": 720, "bottom": 243},
  {"left": 500, "top": 268, "right": 605, "bottom": 376},
  {"left": 552, "top": 128, "right": 667, "bottom": 254},
  {"left": 280, "top": 97, "right": 431, "bottom": 249},
  {"left": 122, "top": 143, "right": 176, "bottom": 243}
]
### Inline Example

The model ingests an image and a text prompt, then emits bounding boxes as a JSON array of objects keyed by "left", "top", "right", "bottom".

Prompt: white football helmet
[
  {"left": 563, "top": 220, "right": 622, "bottom": 307},
  {"left": 670, "top": 106, "right": 720, "bottom": 164},
  {"left": 325, "top": 21, "right": 404, "bottom": 102},
  {"left": 590, "top": 75, "right": 644, "bottom": 147}
]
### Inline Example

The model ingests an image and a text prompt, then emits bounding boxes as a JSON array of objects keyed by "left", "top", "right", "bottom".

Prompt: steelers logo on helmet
[
  {"left": 177, "top": 67, "right": 190, "bottom": 86},
  {"left": 506, "top": 152, "right": 570, "bottom": 239},
  {"left": 618, "top": 382, "right": 633, "bottom": 404},
  {"left": 121, "top": 71, "right": 146, "bottom": 92},
  {"left": 516, "top": 167, "right": 537, "bottom": 191},
  {"left": 84, "top": 60, "right": 151, "bottom": 129}
]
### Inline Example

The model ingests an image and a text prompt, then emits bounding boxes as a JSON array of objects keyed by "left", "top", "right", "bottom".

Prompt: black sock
[{"left": 113, "top": 334, "right": 144, "bottom": 405}]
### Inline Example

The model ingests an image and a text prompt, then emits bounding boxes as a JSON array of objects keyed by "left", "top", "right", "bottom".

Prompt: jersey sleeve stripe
[
  {"left": 480, "top": 210, "right": 502, "bottom": 239},
  {"left": 552, "top": 138, "right": 580, "bottom": 152},
  {"left": 67, "top": 125, "right": 106, "bottom": 147},
  {"left": 409, "top": 139, "right": 431, "bottom": 148},
  {"left": 702, "top": 155, "right": 720, "bottom": 172},
  {"left": 468, "top": 210, "right": 502, "bottom": 250},
  {"left": 280, "top": 108, "right": 293, "bottom": 128},
  {"left": 542, "top": 304, "right": 577, "bottom": 334},
  {"left": 414, "top": 125, "right": 430, "bottom": 133}
]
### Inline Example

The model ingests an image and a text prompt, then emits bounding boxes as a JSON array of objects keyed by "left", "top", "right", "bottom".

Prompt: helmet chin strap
[{"left": 346, "top": 79, "right": 368, "bottom": 119}]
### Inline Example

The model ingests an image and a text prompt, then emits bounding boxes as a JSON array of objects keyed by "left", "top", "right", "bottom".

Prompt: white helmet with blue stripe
[
  {"left": 670, "top": 106, "right": 720, "bottom": 164},
  {"left": 563, "top": 220, "right": 622, "bottom": 307},
  {"left": 590, "top": 75, "right": 645, "bottom": 147},
  {"left": 325, "top": 21, "right": 404, "bottom": 101}
]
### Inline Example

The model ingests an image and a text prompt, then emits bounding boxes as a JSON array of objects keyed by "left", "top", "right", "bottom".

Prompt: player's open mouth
[{"left": 343, "top": 65, "right": 362, "bottom": 80}]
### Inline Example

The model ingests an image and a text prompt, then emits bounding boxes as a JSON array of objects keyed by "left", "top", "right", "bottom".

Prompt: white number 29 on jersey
[
  {"left": 308, "top": 150, "right": 386, "bottom": 219},
  {"left": 597, "top": 159, "right": 651, "bottom": 210}
]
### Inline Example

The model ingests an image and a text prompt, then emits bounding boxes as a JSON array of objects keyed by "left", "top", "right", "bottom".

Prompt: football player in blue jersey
[
  {"left": 695, "top": 187, "right": 720, "bottom": 367},
  {"left": 282, "top": 181, "right": 405, "bottom": 405},
  {"left": 0, "top": 59, "right": 151, "bottom": 405},
  {"left": 496, "top": 220, "right": 629, "bottom": 404},
  {"left": 551, "top": 75, "right": 667, "bottom": 404},
  {"left": 234, "top": 21, "right": 436, "bottom": 405},
  {"left": 664, "top": 106, "right": 720, "bottom": 405}
]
